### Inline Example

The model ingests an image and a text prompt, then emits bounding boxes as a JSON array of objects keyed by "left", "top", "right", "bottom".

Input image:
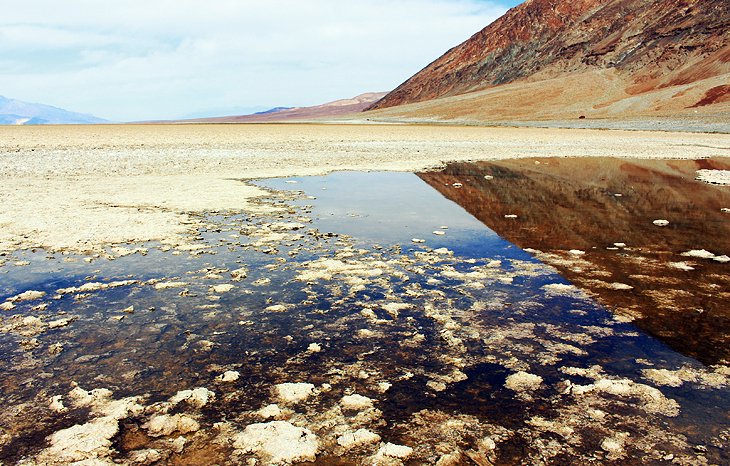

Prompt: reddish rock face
[{"left": 369, "top": 0, "right": 730, "bottom": 110}]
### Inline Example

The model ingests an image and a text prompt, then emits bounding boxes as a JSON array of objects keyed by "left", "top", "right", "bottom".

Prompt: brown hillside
[{"left": 367, "top": 0, "right": 729, "bottom": 119}]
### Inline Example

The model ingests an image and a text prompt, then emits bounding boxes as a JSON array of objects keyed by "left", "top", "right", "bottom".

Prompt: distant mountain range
[
  {"left": 254, "top": 107, "right": 294, "bottom": 115},
  {"left": 366, "top": 0, "right": 730, "bottom": 122},
  {"left": 0, "top": 96, "right": 107, "bottom": 125},
  {"left": 167, "top": 93, "right": 386, "bottom": 123}
]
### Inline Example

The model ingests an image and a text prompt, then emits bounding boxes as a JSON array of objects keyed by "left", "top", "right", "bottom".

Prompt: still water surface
[{"left": 0, "top": 167, "right": 726, "bottom": 464}]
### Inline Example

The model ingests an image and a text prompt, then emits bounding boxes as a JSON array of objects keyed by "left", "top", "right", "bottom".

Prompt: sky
[{"left": 0, "top": 1, "right": 523, "bottom": 121}]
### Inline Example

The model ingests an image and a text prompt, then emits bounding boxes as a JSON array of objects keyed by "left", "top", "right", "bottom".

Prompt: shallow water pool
[{"left": 0, "top": 168, "right": 727, "bottom": 465}]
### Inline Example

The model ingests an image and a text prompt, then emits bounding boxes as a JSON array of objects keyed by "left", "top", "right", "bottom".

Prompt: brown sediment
[{"left": 419, "top": 157, "right": 730, "bottom": 364}]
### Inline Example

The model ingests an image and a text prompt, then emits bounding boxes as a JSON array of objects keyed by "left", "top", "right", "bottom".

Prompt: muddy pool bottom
[{"left": 0, "top": 165, "right": 728, "bottom": 465}]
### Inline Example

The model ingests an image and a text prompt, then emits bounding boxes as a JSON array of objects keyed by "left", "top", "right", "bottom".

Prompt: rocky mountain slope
[
  {"left": 0, "top": 96, "right": 107, "bottom": 125},
  {"left": 366, "top": 0, "right": 729, "bottom": 121}
]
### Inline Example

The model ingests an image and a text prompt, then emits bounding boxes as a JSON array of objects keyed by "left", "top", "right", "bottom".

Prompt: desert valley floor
[{"left": 0, "top": 124, "right": 729, "bottom": 465}]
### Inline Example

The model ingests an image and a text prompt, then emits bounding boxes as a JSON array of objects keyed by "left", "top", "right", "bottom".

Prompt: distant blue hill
[
  {"left": 254, "top": 107, "right": 293, "bottom": 115},
  {"left": 0, "top": 96, "right": 108, "bottom": 125},
  {"left": 181, "top": 105, "right": 294, "bottom": 119}
]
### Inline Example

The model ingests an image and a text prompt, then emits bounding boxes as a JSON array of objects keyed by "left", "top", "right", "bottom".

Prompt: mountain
[
  {"left": 0, "top": 96, "right": 107, "bottom": 125},
  {"left": 366, "top": 0, "right": 729, "bottom": 121},
  {"left": 179, "top": 93, "right": 387, "bottom": 123},
  {"left": 254, "top": 107, "right": 294, "bottom": 115},
  {"left": 179, "top": 105, "right": 271, "bottom": 119}
]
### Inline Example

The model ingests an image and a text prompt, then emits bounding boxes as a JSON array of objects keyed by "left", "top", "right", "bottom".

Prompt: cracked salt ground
[{"left": 0, "top": 172, "right": 728, "bottom": 465}]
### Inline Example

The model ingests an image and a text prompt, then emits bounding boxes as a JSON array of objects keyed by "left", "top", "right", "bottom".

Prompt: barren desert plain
[{"left": 1, "top": 123, "right": 729, "bottom": 465}]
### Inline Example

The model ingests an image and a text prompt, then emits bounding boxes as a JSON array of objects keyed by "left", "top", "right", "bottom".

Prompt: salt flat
[
  {"left": 1, "top": 124, "right": 729, "bottom": 464},
  {"left": 0, "top": 123, "right": 728, "bottom": 255}
]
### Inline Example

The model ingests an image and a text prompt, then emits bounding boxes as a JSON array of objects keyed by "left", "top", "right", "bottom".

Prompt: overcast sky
[{"left": 0, "top": 1, "right": 522, "bottom": 121}]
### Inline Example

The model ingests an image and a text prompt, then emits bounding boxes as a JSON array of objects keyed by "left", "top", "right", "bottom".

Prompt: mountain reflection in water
[{"left": 419, "top": 157, "right": 730, "bottom": 365}]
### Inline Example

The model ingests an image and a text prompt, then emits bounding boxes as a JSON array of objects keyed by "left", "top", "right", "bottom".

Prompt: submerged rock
[
  {"left": 231, "top": 267, "right": 248, "bottom": 281},
  {"left": 56, "top": 280, "right": 138, "bottom": 295},
  {"left": 8, "top": 290, "right": 46, "bottom": 302},
  {"left": 49, "top": 395, "right": 67, "bottom": 413},
  {"left": 217, "top": 370, "right": 241, "bottom": 383},
  {"left": 373, "top": 442, "right": 414, "bottom": 460},
  {"left": 0, "top": 301, "right": 16, "bottom": 311},
  {"left": 296, "top": 257, "right": 388, "bottom": 286},
  {"left": 48, "top": 317, "right": 74, "bottom": 329},
  {"left": 256, "top": 404, "right": 288, "bottom": 419},
  {"left": 48, "top": 342, "right": 64, "bottom": 355},
  {"left": 169, "top": 387, "right": 215, "bottom": 408},
  {"left": 41, "top": 417, "right": 121, "bottom": 464},
  {"left": 567, "top": 377, "right": 680, "bottom": 416},
  {"left": 154, "top": 281, "right": 188, "bottom": 290},
  {"left": 265, "top": 304, "right": 288, "bottom": 312},
  {"left": 274, "top": 382, "right": 315, "bottom": 404},
  {"left": 600, "top": 433, "right": 629, "bottom": 460},
  {"left": 233, "top": 421, "right": 319, "bottom": 464},
  {"left": 505, "top": 371, "right": 543, "bottom": 392},
  {"left": 146, "top": 414, "right": 200, "bottom": 437},
  {"left": 34, "top": 386, "right": 143, "bottom": 465},
  {"left": 381, "top": 302, "right": 410, "bottom": 319},
  {"left": 209, "top": 284, "right": 235, "bottom": 294},
  {"left": 340, "top": 394, "right": 375, "bottom": 411},
  {"left": 642, "top": 366, "right": 729, "bottom": 389},
  {"left": 128, "top": 448, "right": 163, "bottom": 464},
  {"left": 171, "top": 436, "right": 187, "bottom": 454},
  {"left": 337, "top": 429, "right": 381, "bottom": 450}
]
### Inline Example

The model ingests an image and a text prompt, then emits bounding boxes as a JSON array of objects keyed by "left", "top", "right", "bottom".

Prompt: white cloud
[{"left": 0, "top": 0, "right": 512, "bottom": 121}]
